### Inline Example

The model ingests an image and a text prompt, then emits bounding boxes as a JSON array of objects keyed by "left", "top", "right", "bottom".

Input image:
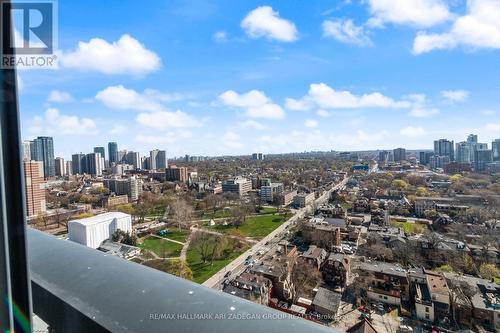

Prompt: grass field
[
  {"left": 211, "top": 213, "right": 290, "bottom": 239},
  {"left": 186, "top": 246, "right": 247, "bottom": 283},
  {"left": 158, "top": 229, "right": 190, "bottom": 243},
  {"left": 139, "top": 236, "right": 183, "bottom": 258},
  {"left": 390, "top": 221, "right": 427, "bottom": 234}
]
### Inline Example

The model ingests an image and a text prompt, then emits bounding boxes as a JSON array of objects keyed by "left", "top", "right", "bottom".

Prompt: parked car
[{"left": 224, "top": 271, "right": 232, "bottom": 278}]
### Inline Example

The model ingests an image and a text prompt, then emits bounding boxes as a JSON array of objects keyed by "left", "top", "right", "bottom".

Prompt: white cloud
[
  {"left": 413, "top": 0, "right": 500, "bottom": 54},
  {"left": 285, "top": 97, "right": 312, "bottom": 111},
  {"left": 29, "top": 108, "right": 97, "bottom": 136},
  {"left": 400, "top": 126, "right": 426, "bottom": 137},
  {"left": 304, "top": 119, "right": 318, "bottom": 128},
  {"left": 316, "top": 110, "right": 330, "bottom": 117},
  {"left": 241, "top": 6, "right": 298, "bottom": 42},
  {"left": 213, "top": 31, "right": 228, "bottom": 43},
  {"left": 47, "top": 90, "right": 74, "bottom": 103},
  {"left": 223, "top": 131, "right": 243, "bottom": 149},
  {"left": 58, "top": 34, "right": 161, "bottom": 75},
  {"left": 409, "top": 108, "right": 439, "bottom": 118},
  {"left": 322, "top": 19, "right": 372, "bottom": 46},
  {"left": 367, "top": 0, "right": 452, "bottom": 28},
  {"left": 136, "top": 130, "right": 192, "bottom": 144},
  {"left": 239, "top": 120, "right": 266, "bottom": 130},
  {"left": 219, "top": 90, "right": 285, "bottom": 119},
  {"left": 95, "top": 85, "right": 184, "bottom": 112},
  {"left": 441, "top": 90, "right": 470, "bottom": 103},
  {"left": 289, "top": 83, "right": 412, "bottom": 110},
  {"left": 136, "top": 110, "right": 202, "bottom": 130},
  {"left": 110, "top": 125, "right": 127, "bottom": 134},
  {"left": 485, "top": 123, "right": 500, "bottom": 131}
]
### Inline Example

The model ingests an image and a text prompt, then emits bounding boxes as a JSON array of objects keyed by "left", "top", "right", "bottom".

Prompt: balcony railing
[{"left": 28, "top": 229, "right": 339, "bottom": 332}]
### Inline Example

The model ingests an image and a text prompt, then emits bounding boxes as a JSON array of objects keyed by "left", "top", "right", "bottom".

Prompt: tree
[
  {"left": 111, "top": 229, "right": 137, "bottom": 246},
  {"left": 171, "top": 199, "right": 194, "bottom": 230},
  {"left": 143, "top": 259, "right": 193, "bottom": 280},
  {"left": 392, "top": 179, "right": 409, "bottom": 190},
  {"left": 191, "top": 232, "right": 225, "bottom": 265},
  {"left": 416, "top": 187, "right": 427, "bottom": 197},
  {"left": 231, "top": 204, "right": 252, "bottom": 228},
  {"left": 291, "top": 265, "right": 322, "bottom": 301},
  {"left": 479, "top": 263, "right": 500, "bottom": 280}
]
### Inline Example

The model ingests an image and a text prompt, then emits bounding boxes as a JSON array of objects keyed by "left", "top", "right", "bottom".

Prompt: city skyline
[{"left": 17, "top": 0, "right": 500, "bottom": 157}]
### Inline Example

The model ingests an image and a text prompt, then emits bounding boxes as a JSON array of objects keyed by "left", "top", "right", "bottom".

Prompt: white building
[
  {"left": 260, "top": 182, "right": 284, "bottom": 202},
  {"left": 68, "top": 212, "right": 132, "bottom": 249},
  {"left": 293, "top": 192, "right": 315, "bottom": 207}
]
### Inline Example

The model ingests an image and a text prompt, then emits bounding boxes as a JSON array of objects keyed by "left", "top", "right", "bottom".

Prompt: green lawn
[
  {"left": 259, "top": 207, "right": 277, "bottom": 214},
  {"left": 202, "top": 209, "right": 232, "bottom": 220},
  {"left": 186, "top": 247, "right": 247, "bottom": 283},
  {"left": 211, "top": 213, "right": 290, "bottom": 239},
  {"left": 159, "top": 229, "right": 190, "bottom": 243},
  {"left": 139, "top": 236, "right": 183, "bottom": 258},
  {"left": 390, "top": 221, "right": 427, "bottom": 234}
]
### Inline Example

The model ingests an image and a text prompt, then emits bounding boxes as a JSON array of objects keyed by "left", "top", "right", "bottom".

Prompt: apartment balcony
[{"left": 28, "top": 229, "right": 339, "bottom": 332}]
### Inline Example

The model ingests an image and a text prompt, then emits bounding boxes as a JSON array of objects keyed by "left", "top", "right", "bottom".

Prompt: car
[
  {"left": 224, "top": 271, "right": 232, "bottom": 278},
  {"left": 246, "top": 255, "right": 252, "bottom": 261}
]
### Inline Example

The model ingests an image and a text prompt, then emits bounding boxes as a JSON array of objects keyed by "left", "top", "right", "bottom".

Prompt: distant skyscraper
[
  {"left": 455, "top": 142, "right": 471, "bottom": 163},
  {"left": 23, "top": 161, "right": 46, "bottom": 217},
  {"left": 22, "top": 140, "right": 33, "bottom": 161},
  {"left": 492, "top": 139, "right": 500, "bottom": 162},
  {"left": 125, "top": 151, "right": 141, "bottom": 169},
  {"left": 66, "top": 161, "right": 73, "bottom": 176},
  {"left": 150, "top": 149, "right": 167, "bottom": 170},
  {"left": 94, "top": 147, "right": 105, "bottom": 161},
  {"left": 434, "top": 139, "right": 454, "bottom": 161},
  {"left": 252, "top": 153, "right": 264, "bottom": 160},
  {"left": 117, "top": 150, "right": 127, "bottom": 163},
  {"left": 378, "top": 150, "right": 389, "bottom": 163},
  {"left": 467, "top": 134, "right": 478, "bottom": 144},
  {"left": 86, "top": 153, "right": 103, "bottom": 176},
  {"left": 474, "top": 149, "right": 492, "bottom": 172},
  {"left": 33, "top": 136, "right": 55, "bottom": 178},
  {"left": 108, "top": 142, "right": 118, "bottom": 165},
  {"left": 72, "top": 153, "right": 86, "bottom": 175},
  {"left": 393, "top": 148, "right": 406, "bottom": 162},
  {"left": 54, "top": 157, "right": 65, "bottom": 176},
  {"left": 157, "top": 150, "right": 167, "bottom": 169},
  {"left": 150, "top": 149, "right": 159, "bottom": 170},
  {"left": 419, "top": 151, "right": 434, "bottom": 165}
]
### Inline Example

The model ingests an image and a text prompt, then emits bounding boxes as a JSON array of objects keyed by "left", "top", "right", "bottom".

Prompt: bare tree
[{"left": 171, "top": 199, "right": 194, "bottom": 230}]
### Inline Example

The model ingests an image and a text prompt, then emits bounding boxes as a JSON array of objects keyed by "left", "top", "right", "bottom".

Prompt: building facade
[
  {"left": 33, "top": 136, "right": 55, "bottom": 178},
  {"left": 23, "top": 161, "right": 46, "bottom": 217}
]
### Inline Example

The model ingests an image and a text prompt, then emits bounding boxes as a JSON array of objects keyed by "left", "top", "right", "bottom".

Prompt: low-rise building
[
  {"left": 311, "top": 287, "right": 342, "bottom": 319},
  {"left": 293, "top": 192, "right": 315, "bottom": 207},
  {"left": 102, "top": 194, "right": 129, "bottom": 207},
  {"left": 357, "top": 261, "right": 410, "bottom": 306},
  {"left": 223, "top": 272, "right": 272, "bottom": 305},
  {"left": 222, "top": 177, "right": 252, "bottom": 197},
  {"left": 68, "top": 212, "right": 132, "bottom": 249},
  {"left": 299, "top": 245, "right": 327, "bottom": 270},
  {"left": 260, "top": 182, "right": 284, "bottom": 203},
  {"left": 321, "top": 253, "right": 350, "bottom": 288},
  {"left": 279, "top": 190, "right": 297, "bottom": 206}
]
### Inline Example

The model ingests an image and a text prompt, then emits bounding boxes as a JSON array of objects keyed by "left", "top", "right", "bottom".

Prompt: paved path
[{"left": 202, "top": 177, "right": 348, "bottom": 289}]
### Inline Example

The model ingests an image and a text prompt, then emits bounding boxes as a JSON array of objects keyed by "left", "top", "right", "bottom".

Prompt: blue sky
[{"left": 17, "top": 0, "right": 500, "bottom": 159}]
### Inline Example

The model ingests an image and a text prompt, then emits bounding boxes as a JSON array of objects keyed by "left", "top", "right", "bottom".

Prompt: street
[{"left": 202, "top": 176, "right": 348, "bottom": 289}]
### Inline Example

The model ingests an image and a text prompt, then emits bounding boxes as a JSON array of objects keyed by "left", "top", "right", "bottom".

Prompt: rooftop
[{"left": 68, "top": 211, "right": 131, "bottom": 226}]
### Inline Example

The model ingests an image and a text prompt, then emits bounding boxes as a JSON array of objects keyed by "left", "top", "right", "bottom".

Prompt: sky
[{"left": 16, "top": 0, "right": 500, "bottom": 159}]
